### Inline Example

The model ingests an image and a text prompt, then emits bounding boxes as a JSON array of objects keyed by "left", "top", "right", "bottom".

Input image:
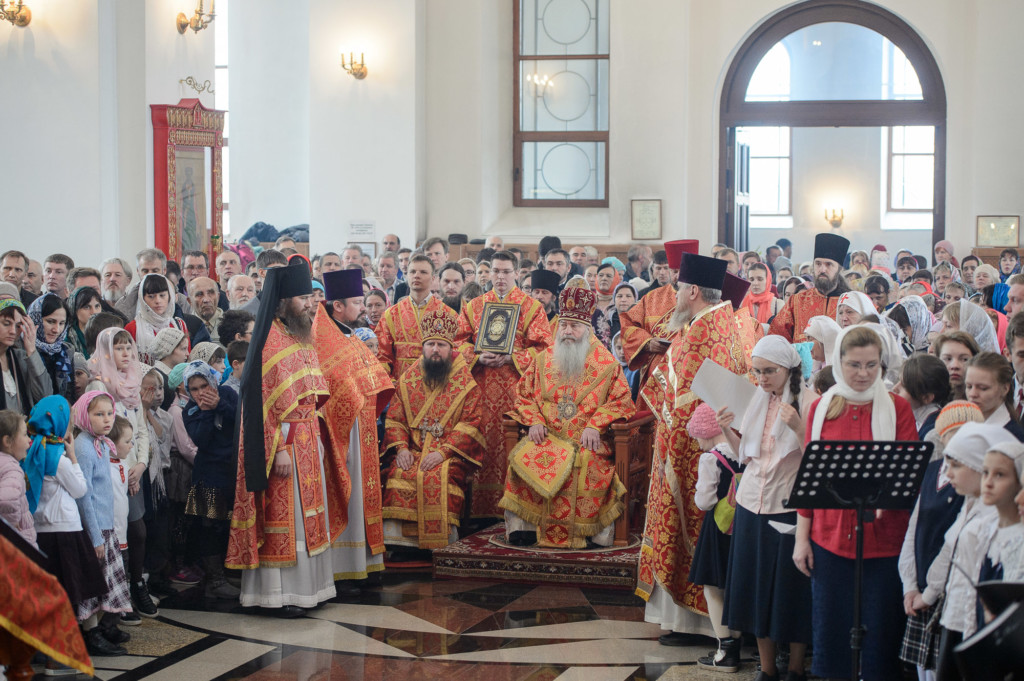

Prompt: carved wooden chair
[{"left": 502, "top": 412, "right": 656, "bottom": 546}]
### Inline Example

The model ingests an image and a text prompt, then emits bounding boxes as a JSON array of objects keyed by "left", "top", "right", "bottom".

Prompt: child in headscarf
[
  {"left": 0, "top": 409, "right": 35, "bottom": 546},
  {"left": 72, "top": 390, "right": 133, "bottom": 656}
]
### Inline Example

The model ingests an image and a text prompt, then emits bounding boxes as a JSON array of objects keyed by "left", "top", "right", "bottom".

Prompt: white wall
[{"left": 0, "top": 0, "right": 213, "bottom": 267}]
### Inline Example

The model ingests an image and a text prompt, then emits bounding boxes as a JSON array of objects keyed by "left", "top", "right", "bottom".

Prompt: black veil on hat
[
  {"left": 721, "top": 272, "right": 751, "bottom": 311},
  {"left": 239, "top": 261, "right": 312, "bottom": 492},
  {"left": 814, "top": 233, "right": 851, "bottom": 265},
  {"left": 677, "top": 253, "right": 728, "bottom": 291}
]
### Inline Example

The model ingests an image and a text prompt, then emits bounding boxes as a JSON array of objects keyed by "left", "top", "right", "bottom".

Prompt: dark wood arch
[{"left": 717, "top": 0, "right": 947, "bottom": 248}]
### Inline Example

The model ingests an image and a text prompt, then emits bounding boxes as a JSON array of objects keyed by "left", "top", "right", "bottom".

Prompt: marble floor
[{"left": 40, "top": 573, "right": 763, "bottom": 680}]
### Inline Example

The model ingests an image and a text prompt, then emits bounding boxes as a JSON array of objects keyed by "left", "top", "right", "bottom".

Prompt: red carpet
[{"left": 432, "top": 523, "right": 640, "bottom": 589}]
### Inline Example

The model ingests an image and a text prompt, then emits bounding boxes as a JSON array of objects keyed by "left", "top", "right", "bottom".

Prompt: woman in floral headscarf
[{"left": 28, "top": 293, "right": 76, "bottom": 402}]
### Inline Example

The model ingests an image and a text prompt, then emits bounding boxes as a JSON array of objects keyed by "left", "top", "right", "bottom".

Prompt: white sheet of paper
[
  {"left": 690, "top": 358, "right": 757, "bottom": 424},
  {"left": 768, "top": 520, "right": 797, "bottom": 535}
]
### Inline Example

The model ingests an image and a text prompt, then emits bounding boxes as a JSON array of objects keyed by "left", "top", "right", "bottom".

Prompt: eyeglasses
[{"left": 751, "top": 367, "right": 780, "bottom": 377}]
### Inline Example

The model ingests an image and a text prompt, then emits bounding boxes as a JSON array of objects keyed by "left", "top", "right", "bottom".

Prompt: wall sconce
[
  {"left": 1, "top": 1, "right": 31, "bottom": 27},
  {"left": 825, "top": 208, "right": 844, "bottom": 229},
  {"left": 177, "top": 0, "right": 215, "bottom": 34},
  {"left": 341, "top": 53, "right": 368, "bottom": 79}
]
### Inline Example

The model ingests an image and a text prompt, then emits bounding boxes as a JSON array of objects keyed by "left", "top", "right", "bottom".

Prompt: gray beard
[
  {"left": 552, "top": 335, "right": 590, "bottom": 382},
  {"left": 666, "top": 307, "right": 692, "bottom": 334},
  {"left": 815, "top": 272, "right": 839, "bottom": 296},
  {"left": 102, "top": 287, "right": 121, "bottom": 304}
]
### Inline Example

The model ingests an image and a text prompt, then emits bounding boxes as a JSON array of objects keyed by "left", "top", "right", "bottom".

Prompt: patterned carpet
[{"left": 433, "top": 523, "right": 641, "bottom": 588}]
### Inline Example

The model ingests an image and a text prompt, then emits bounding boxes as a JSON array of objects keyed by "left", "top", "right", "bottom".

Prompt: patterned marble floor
[{"left": 40, "top": 573, "right": 762, "bottom": 680}]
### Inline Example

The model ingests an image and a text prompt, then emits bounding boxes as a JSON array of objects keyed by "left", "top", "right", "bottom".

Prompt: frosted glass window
[
  {"left": 520, "top": 0, "right": 609, "bottom": 56},
  {"left": 520, "top": 59, "right": 608, "bottom": 132},
  {"left": 520, "top": 142, "right": 606, "bottom": 201}
]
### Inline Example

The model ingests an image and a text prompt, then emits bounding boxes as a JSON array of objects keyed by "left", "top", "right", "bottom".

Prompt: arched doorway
[{"left": 718, "top": 0, "right": 946, "bottom": 253}]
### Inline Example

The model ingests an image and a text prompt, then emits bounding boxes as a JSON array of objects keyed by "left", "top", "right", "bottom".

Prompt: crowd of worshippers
[{"left": 1, "top": 232, "right": 1024, "bottom": 681}]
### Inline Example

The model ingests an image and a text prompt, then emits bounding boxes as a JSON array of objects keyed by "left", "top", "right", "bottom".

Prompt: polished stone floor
[{"left": 39, "top": 573, "right": 762, "bottom": 680}]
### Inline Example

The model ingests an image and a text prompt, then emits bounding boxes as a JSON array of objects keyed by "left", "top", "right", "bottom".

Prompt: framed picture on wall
[
  {"left": 976, "top": 216, "right": 1020, "bottom": 248},
  {"left": 631, "top": 199, "right": 662, "bottom": 240},
  {"left": 151, "top": 99, "right": 226, "bottom": 272}
]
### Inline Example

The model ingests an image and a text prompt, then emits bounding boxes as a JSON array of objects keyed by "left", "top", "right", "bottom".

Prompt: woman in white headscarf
[
  {"left": 835, "top": 290, "right": 875, "bottom": 328},
  {"left": 896, "top": 295, "right": 932, "bottom": 352},
  {"left": 794, "top": 324, "right": 919, "bottom": 680},
  {"left": 804, "top": 316, "right": 841, "bottom": 368},
  {"left": 716, "top": 335, "right": 810, "bottom": 681},
  {"left": 957, "top": 298, "right": 1000, "bottom": 353}
]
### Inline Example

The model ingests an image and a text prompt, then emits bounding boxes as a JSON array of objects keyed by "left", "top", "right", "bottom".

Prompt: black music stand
[{"left": 785, "top": 440, "right": 933, "bottom": 681}]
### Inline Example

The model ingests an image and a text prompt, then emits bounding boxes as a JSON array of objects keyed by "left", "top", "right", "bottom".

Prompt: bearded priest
[
  {"left": 768, "top": 232, "right": 851, "bottom": 342},
  {"left": 637, "top": 252, "right": 742, "bottom": 643},
  {"left": 500, "top": 283, "right": 635, "bottom": 549},
  {"left": 381, "top": 306, "right": 485, "bottom": 550}
]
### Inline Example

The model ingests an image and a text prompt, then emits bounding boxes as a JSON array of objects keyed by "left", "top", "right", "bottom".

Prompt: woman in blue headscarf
[{"left": 28, "top": 293, "right": 76, "bottom": 403}]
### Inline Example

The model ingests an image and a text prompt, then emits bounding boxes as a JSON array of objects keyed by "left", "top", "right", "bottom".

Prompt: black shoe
[
  {"left": 120, "top": 610, "right": 142, "bottom": 626},
  {"left": 148, "top": 578, "right": 177, "bottom": 600},
  {"left": 263, "top": 605, "right": 305, "bottom": 619},
  {"left": 103, "top": 627, "right": 131, "bottom": 645},
  {"left": 658, "top": 631, "right": 712, "bottom": 647},
  {"left": 85, "top": 628, "right": 126, "bottom": 657},
  {"left": 131, "top": 580, "right": 159, "bottom": 618},
  {"left": 784, "top": 672, "right": 806, "bottom": 681},
  {"left": 752, "top": 673, "right": 779, "bottom": 681},
  {"left": 334, "top": 579, "right": 362, "bottom": 600},
  {"left": 697, "top": 637, "right": 741, "bottom": 672},
  {"left": 508, "top": 530, "right": 537, "bottom": 547}
]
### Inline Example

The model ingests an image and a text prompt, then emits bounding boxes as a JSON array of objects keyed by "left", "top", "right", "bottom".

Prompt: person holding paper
[
  {"left": 620, "top": 240, "right": 697, "bottom": 389},
  {"left": 637, "top": 252, "right": 741, "bottom": 644},
  {"left": 717, "top": 334, "right": 811, "bottom": 681},
  {"left": 500, "top": 284, "right": 635, "bottom": 548},
  {"left": 768, "top": 233, "right": 852, "bottom": 343}
]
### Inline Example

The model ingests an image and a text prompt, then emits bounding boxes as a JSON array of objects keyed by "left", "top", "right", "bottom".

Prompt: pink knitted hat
[{"left": 687, "top": 402, "right": 722, "bottom": 440}]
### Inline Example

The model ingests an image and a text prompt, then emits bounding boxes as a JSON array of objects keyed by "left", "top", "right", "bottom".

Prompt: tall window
[
  {"left": 214, "top": 1, "right": 230, "bottom": 235},
  {"left": 885, "top": 45, "right": 933, "bottom": 214},
  {"left": 513, "top": 0, "right": 609, "bottom": 207},
  {"left": 739, "top": 42, "right": 791, "bottom": 226}
]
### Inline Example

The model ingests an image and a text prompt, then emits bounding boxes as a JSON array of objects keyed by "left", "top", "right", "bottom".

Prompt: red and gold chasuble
[
  {"left": 382, "top": 355, "right": 485, "bottom": 548},
  {"left": 732, "top": 307, "right": 763, "bottom": 381},
  {"left": 312, "top": 307, "right": 394, "bottom": 556},
  {"left": 375, "top": 294, "right": 447, "bottom": 382},
  {"left": 768, "top": 287, "right": 844, "bottom": 342},
  {"left": 501, "top": 340, "right": 635, "bottom": 548},
  {"left": 620, "top": 284, "right": 676, "bottom": 387},
  {"left": 227, "top": 321, "right": 339, "bottom": 570},
  {"left": 456, "top": 287, "right": 553, "bottom": 517},
  {"left": 636, "top": 302, "right": 741, "bottom": 613}
]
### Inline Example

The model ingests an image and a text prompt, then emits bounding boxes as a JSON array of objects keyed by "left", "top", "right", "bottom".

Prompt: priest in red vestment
[
  {"left": 375, "top": 254, "right": 448, "bottom": 381},
  {"left": 722, "top": 272, "right": 762, "bottom": 380},
  {"left": 620, "top": 240, "right": 698, "bottom": 388},
  {"left": 768, "top": 233, "right": 851, "bottom": 342},
  {"left": 501, "top": 283, "right": 635, "bottom": 549},
  {"left": 455, "top": 251, "right": 553, "bottom": 518},
  {"left": 382, "top": 306, "right": 485, "bottom": 549},
  {"left": 314, "top": 268, "right": 395, "bottom": 584},
  {"left": 227, "top": 261, "right": 341, "bottom": 616},
  {"left": 637, "top": 252, "right": 743, "bottom": 643}
]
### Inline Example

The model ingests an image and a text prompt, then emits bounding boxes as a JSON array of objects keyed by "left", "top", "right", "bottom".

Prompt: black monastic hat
[
  {"left": 678, "top": 253, "right": 728, "bottom": 290},
  {"left": 530, "top": 269, "right": 561, "bottom": 295},
  {"left": 721, "top": 272, "right": 751, "bottom": 311},
  {"left": 814, "top": 233, "right": 850, "bottom": 265},
  {"left": 322, "top": 269, "right": 363, "bottom": 301}
]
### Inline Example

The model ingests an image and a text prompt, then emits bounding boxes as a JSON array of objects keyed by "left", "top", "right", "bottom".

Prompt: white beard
[
  {"left": 552, "top": 334, "right": 591, "bottom": 382},
  {"left": 665, "top": 306, "right": 692, "bottom": 334}
]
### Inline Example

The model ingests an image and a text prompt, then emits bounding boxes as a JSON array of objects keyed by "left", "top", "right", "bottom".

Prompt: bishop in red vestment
[{"left": 382, "top": 307, "right": 485, "bottom": 549}]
